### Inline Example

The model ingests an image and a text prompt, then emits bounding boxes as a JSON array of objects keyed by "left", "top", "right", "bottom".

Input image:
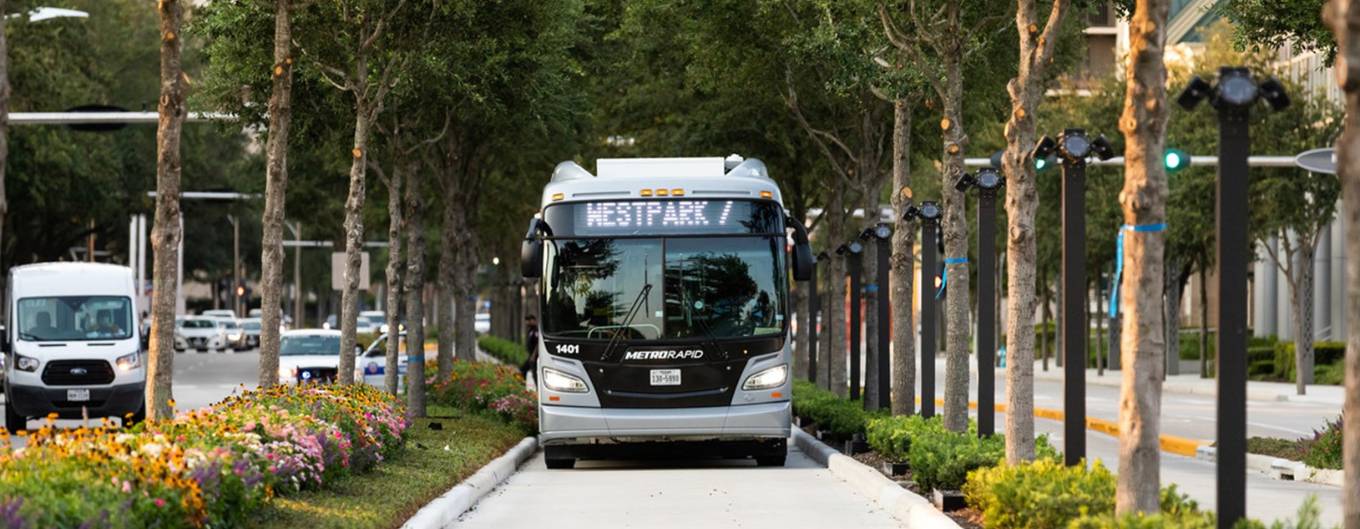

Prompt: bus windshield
[{"left": 542, "top": 235, "right": 786, "bottom": 341}]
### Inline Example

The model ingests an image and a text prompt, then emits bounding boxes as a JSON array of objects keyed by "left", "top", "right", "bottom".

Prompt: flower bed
[
  {"left": 429, "top": 360, "right": 537, "bottom": 434},
  {"left": 0, "top": 384, "right": 408, "bottom": 528}
]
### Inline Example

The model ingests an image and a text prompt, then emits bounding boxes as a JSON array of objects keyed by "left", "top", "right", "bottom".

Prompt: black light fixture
[
  {"left": 955, "top": 169, "right": 1003, "bottom": 437},
  {"left": 843, "top": 239, "right": 864, "bottom": 400},
  {"left": 904, "top": 200, "right": 941, "bottom": 418},
  {"left": 1178, "top": 66, "right": 1289, "bottom": 529}
]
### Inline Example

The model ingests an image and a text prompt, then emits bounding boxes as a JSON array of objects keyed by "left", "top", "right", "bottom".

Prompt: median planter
[
  {"left": 932, "top": 489, "right": 966, "bottom": 512},
  {"left": 882, "top": 461, "right": 909, "bottom": 476},
  {"left": 844, "top": 433, "right": 869, "bottom": 455}
]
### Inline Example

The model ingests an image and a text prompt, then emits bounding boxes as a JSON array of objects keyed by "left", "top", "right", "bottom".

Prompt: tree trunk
[
  {"left": 1115, "top": 0, "right": 1170, "bottom": 515},
  {"left": 826, "top": 191, "right": 848, "bottom": 397},
  {"left": 148, "top": 0, "right": 187, "bottom": 421},
  {"left": 337, "top": 99, "right": 371, "bottom": 385},
  {"left": 404, "top": 160, "right": 427, "bottom": 418},
  {"left": 863, "top": 197, "right": 880, "bottom": 409},
  {"left": 794, "top": 280, "right": 811, "bottom": 380},
  {"left": 257, "top": 0, "right": 293, "bottom": 388},
  {"left": 1327, "top": 5, "right": 1360, "bottom": 526},
  {"left": 383, "top": 159, "right": 405, "bottom": 395},
  {"left": 1001, "top": 0, "right": 1071, "bottom": 463},
  {"left": 438, "top": 228, "right": 457, "bottom": 372},
  {"left": 890, "top": 99, "right": 917, "bottom": 415},
  {"left": 940, "top": 66, "right": 971, "bottom": 434},
  {"left": 1291, "top": 242, "right": 1317, "bottom": 392},
  {"left": 0, "top": 0, "right": 9, "bottom": 290},
  {"left": 455, "top": 256, "right": 477, "bottom": 360}
]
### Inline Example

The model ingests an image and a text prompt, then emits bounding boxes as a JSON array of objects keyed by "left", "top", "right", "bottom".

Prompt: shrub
[
  {"left": 478, "top": 335, "right": 529, "bottom": 366},
  {"left": 964, "top": 458, "right": 1116, "bottom": 529},
  {"left": 0, "top": 384, "right": 409, "bottom": 528},
  {"left": 906, "top": 416, "right": 1058, "bottom": 491},
  {"left": 1302, "top": 416, "right": 1342, "bottom": 470},
  {"left": 429, "top": 361, "right": 537, "bottom": 434},
  {"left": 791, "top": 380, "right": 871, "bottom": 438},
  {"left": 1272, "top": 341, "right": 1345, "bottom": 382},
  {"left": 866, "top": 415, "right": 921, "bottom": 462}
]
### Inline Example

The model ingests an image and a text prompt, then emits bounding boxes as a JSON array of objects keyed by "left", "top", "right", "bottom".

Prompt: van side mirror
[
  {"left": 521, "top": 218, "right": 553, "bottom": 279},
  {"left": 786, "top": 216, "right": 815, "bottom": 281}
]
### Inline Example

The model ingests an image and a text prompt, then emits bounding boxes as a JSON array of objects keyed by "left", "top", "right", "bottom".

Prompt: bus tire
[{"left": 544, "top": 445, "right": 576, "bottom": 469}]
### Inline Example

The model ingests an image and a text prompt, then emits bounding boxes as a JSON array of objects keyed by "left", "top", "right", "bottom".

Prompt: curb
[
  {"left": 927, "top": 397, "right": 1208, "bottom": 458},
  {"left": 400, "top": 436, "right": 538, "bottom": 529},
  {"left": 1194, "top": 446, "right": 1343, "bottom": 487},
  {"left": 793, "top": 429, "right": 961, "bottom": 529}
]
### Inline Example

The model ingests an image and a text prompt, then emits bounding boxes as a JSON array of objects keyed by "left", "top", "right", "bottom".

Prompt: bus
[{"left": 520, "top": 155, "right": 813, "bottom": 469}]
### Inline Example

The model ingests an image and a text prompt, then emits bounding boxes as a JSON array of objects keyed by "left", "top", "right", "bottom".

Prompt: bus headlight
[
  {"left": 115, "top": 352, "right": 142, "bottom": 372},
  {"left": 15, "top": 354, "right": 39, "bottom": 372},
  {"left": 742, "top": 364, "right": 787, "bottom": 391},
  {"left": 542, "top": 367, "right": 589, "bottom": 393}
]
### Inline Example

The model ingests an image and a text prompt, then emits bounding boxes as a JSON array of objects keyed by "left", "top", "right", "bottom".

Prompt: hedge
[
  {"left": 965, "top": 458, "right": 1117, "bottom": 529},
  {"left": 868, "top": 414, "right": 1058, "bottom": 491},
  {"left": 1272, "top": 340, "right": 1345, "bottom": 383},
  {"left": 791, "top": 380, "right": 875, "bottom": 438},
  {"left": 478, "top": 335, "right": 529, "bottom": 366},
  {"left": 0, "top": 384, "right": 408, "bottom": 528}
]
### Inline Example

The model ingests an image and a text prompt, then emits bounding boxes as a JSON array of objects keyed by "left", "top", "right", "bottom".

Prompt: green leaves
[{"left": 964, "top": 458, "right": 1118, "bottom": 529}]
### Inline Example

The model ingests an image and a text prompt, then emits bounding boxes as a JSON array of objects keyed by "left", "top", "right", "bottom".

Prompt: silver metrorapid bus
[{"left": 520, "top": 156, "right": 813, "bottom": 469}]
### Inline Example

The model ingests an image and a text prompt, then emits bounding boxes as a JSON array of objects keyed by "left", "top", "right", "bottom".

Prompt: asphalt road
[{"left": 456, "top": 444, "right": 904, "bottom": 529}]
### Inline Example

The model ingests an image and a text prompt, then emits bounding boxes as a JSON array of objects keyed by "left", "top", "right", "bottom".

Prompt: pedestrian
[{"left": 520, "top": 315, "right": 540, "bottom": 383}]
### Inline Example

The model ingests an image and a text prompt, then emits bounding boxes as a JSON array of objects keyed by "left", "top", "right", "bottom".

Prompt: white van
[{"left": 3, "top": 263, "right": 146, "bottom": 432}]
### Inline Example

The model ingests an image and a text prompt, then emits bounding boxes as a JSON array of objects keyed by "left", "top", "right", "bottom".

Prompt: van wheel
[{"left": 4, "top": 398, "right": 26, "bottom": 433}]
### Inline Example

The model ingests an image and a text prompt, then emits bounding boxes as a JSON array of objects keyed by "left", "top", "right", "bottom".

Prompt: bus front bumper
[{"left": 538, "top": 400, "right": 791, "bottom": 445}]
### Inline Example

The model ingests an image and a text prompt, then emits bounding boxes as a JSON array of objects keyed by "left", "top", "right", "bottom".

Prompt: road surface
[{"left": 456, "top": 445, "right": 903, "bottom": 529}]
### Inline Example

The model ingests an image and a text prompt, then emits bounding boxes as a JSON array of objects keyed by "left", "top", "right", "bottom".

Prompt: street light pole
[
  {"left": 905, "top": 202, "right": 942, "bottom": 418},
  {"left": 1033, "top": 129, "right": 1115, "bottom": 464},
  {"left": 873, "top": 225, "right": 892, "bottom": 410},
  {"left": 955, "top": 170, "right": 1005, "bottom": 437},
  {"left": 809, "top": 252, "right": 825, "bottom": 385},
  {"left": 838, "top": 241, "right": 865, "bottom": 401},
  {"left": 1177, "top": 66, "right": 1289, "bottom": 529}
]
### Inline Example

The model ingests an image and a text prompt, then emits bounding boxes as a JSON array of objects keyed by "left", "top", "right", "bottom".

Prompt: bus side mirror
[
  {"left": 786, "top": 216, "right": 814, "bottom": 281},
  {"left": 521, "top": 218, "right": 552, "bottom": 279}
]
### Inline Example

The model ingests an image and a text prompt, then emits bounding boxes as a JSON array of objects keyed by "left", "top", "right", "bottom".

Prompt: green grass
[
  {"left": 251, "top": 405, "right": 525, "bottom": 529},
  {"left": 1245, "top": 436, "right": 1309, "bottom": 462}
]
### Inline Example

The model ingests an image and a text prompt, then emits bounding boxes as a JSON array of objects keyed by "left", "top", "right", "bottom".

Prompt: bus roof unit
[{"left": 541, "top": 155, "right": 780, "bottom": 207}]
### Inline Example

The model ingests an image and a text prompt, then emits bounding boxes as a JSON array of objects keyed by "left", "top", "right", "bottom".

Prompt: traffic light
[
  {"left": 1035, "top": 154, "right": 1057, "bottom": 172},
  {"left": 1164, "top": 148, "right": 1188, "bottom": 173}
]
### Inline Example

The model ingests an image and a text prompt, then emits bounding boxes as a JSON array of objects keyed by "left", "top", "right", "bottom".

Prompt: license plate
[
  {"left": 67, "top": 389, "right": 90, "bottom": 402},
  {"left": 649, "top": 369, "right": 681, "bottom": 386}
]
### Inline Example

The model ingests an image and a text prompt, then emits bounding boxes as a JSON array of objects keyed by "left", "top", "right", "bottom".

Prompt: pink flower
[
  {"left": 154, "top": 498, "right": 166, "bottom": 508},
  {"left": 122, "top": 481, "right": 132, "bottom": 493}
]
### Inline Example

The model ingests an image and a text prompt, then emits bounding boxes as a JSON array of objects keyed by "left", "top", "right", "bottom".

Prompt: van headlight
[
  {"left": 15, "top": 354, "right": 39, "bottom": 372},
  {"left": 742, "top": 364, "right": 787, "bottom": 391},
  {"left": 278, "top": 365, "right": 297, "bottom": 382},
  {"left": 115, "top": 352, "right": 142, "bottom": 372},
  {"left": 542, "top": 367, "right": 589, "bottom": 393}
]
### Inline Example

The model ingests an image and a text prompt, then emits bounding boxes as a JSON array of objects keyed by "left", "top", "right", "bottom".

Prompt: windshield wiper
[
  {"left": 691, "top": 305, "right": 732, "bottom": 361},
  {"left": 600, "top": 283, "right": 652, "bottom": 362},
  {"left": 18, "top": 332, "right": 40, "bottom": 341}
]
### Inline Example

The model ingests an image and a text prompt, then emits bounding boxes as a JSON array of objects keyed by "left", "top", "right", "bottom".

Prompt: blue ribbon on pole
[
  {"left": 937, "top": 257, "right": 968, "bottom": 300},
  {"left": 1108, "top": 223, "right": 1168, "bottom": 318}
]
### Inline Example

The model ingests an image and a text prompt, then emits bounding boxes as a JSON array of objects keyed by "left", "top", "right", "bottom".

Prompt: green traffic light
[
  {"left": 1164, "top": 148, "right": 1187, "bottom": 172},
  {"left": 1034, "top": 154, "right": 1055, "bottom": 172}
]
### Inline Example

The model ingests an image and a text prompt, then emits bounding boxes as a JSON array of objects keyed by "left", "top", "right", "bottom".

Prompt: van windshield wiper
[{"left": 600, "top": 283, "right": 652, "bottom": 362}]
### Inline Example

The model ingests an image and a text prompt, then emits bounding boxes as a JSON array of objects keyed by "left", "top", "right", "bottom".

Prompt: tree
[
  {"left": 888, "top": 99, "right": 917, "bottom": 415},
  {"left": 1322, "top": 5, "right": 1359, "bottom": 528},
  {"left": 148, "top": 0, "right": 188, "bottom": 421},
  {"left": 1225, "top": 0, "right": 1334, "bottom": 61},
  {"left": 404, "top": 143, "right": 427, "bottom": 418},
  {"left": 293, "top": 0, "right": 419, "bottom": 384},
  {"left": 257, "top": 0, "right": 294, "bottom": 388},
  {"left": 0, "top": 0, "right": 9, "bottom": 280},
  {"left": 369, "top": 132, "right": 403, "bottom": 396},
  {"left": 1249, "top": 90, "right": 1342, "bottom": 394},
  {"left": 1115, "top": 0, "right": 1171, "bottom": 515},
  {"left": 881, "top": 0, "right": 1011, "bottom": 431},
  {"left": 999, "top": 0, "right": 1073, "bottom": 463}
]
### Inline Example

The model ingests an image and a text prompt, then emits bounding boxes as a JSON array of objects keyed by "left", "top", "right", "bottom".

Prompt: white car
[
  {"left": 355, "top": 332, "right": 408, "bottom": 388},
  {"left": 276, "top": 330, "right": 360, "bottom": 384},
  {"left": 175, "top": 317, "right": 226, "bottom": 352},
  {"left": 474, "top": 313, "right": 490, "bottom": 334},
  {"left": 200, "top": 309, "right": 236, "bottom": 320},
  {"left": 357, "top": 310, "right": 385, "bottom": 334},
  {"left": 214, "top": 319, "right": 248, "bottom": 351}
]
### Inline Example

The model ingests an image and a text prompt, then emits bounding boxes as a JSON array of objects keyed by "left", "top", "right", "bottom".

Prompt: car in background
[
  {"left": 214, "top": 319, "right": 248, "bottom": 351},
  {"left": 357, "top": 310, "right": 385, "bottom": 334},
  {"left": 201, "top": 309, "right": 236, "bottom": 320},
  {"left": 474, "top": 313, "right": 490, "bottom": 334},
  {"left": 322, "top": 314, "right": 337, "bottom": 330},
  {"left": 276, "top": 329, "right": 360, "bottom": 384},
  {"left": 355, "top": 332, "right": 408, "bottom": 388},
  {"left": 174, "top": 317, "right": 226, "bottom": 352},
  {"left": 239, "top": 318, "right": 262, "bottom": 349},
  {"left": 247, "top": 308, "right": 262, "bottom": 318}
]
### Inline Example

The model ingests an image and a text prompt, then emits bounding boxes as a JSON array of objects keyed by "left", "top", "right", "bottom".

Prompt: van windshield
[{"left": 18, "top": 296, "right": 134, "bottom": 342}]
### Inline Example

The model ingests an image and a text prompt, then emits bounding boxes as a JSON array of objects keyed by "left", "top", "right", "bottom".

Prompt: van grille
[{"left": 42, "top": 360, "right": 116, "bottom": 386}]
